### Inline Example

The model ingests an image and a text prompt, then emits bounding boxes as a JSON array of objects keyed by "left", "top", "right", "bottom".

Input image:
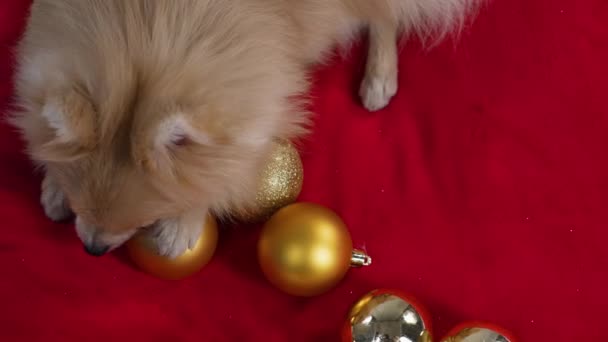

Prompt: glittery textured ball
[{"left": 240, "top": 139, "right": 303, "bottom": 222}]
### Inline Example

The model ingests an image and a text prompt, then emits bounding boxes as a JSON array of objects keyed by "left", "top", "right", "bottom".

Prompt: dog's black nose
[{"left": 84, "top": 243, "right": 109, "bottom": 257}]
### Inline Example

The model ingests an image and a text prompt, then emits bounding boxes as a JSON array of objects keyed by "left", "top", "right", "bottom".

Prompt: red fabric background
[{"left": 1, "top": 0, "right": 606, "bottom": 341}]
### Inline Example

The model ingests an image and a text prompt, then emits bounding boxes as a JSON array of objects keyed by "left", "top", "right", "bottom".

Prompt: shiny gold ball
[
  {"left": 342, "top": 289, "right": 433, "bottom": 342},
  {"left": 257, "top": 203, "right": 365, "bottom": 296},
  {"left": 442, "top": 322, "right": 515, "bottom": 342},
  {"left": 240, "top": 139, "right": 303, "bottom": 222},
  {"left": 126, "top": 215, "right": 219, "bottom": 280}
]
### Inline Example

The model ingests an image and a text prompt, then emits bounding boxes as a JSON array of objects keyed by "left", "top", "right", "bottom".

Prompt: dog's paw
[
  {"left": 41, "top": 175, "right": 72, "bottom": 222},
  {"left": 150, "top": 215, "right": 203, "bottom": 259},
  {"left": 359, "top": 71, "right": 398, "bottom": 112}
]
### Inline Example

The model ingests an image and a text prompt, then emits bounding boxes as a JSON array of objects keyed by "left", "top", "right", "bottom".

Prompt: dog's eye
[
  {"left": 173, "top": 136, "right": 190, "bottom": 146},
  {"left": 139, "top": 220, "right": 158, "bottom": 229}
]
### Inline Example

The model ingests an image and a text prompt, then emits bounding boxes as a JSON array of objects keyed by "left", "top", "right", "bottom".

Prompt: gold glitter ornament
[{"left": 240, "top": 139, "right": 304, "bottom": 222}]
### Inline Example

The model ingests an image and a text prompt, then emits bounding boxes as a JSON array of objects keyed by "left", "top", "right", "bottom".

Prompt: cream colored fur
[{"left": 10, "top": 0, "right": 481, "bottom": 258}]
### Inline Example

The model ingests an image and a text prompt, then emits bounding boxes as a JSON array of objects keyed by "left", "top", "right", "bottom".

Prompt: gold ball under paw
[{"left": 125, "top": 215, "right": 218, "bottom": 280}]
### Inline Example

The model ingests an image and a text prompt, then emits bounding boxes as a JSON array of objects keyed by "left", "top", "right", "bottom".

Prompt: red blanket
[{"left": 1, "top": 1, "right": 605, "bottom": 341}]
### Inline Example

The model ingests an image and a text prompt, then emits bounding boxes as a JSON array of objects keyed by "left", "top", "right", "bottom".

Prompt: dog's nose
[{"left": 84, "top": 243, "right": 109, "bottom": 257}]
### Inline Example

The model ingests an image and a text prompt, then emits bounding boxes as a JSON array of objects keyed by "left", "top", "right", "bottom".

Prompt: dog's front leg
[
  {"left": 150, "top": 208, "right": 208, "bottom": 259},
  {"left": 41, "top": 172, "right": 72, "bottom": 222},
  {"left": 359, "top": 21, "right": 399, "bottom": 112}
]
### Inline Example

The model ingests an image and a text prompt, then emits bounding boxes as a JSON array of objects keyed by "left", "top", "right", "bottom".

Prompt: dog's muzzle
[{"left": 84, "top": 243, "right": 109, "bottom": 257}]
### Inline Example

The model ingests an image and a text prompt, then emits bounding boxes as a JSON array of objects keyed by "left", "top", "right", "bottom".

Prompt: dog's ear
[
  {"left": 131, "top": 109, "right": 213, "bottom": 177},
  {"left": 31, "top": 88, "right": 97, "bottom": 162}
]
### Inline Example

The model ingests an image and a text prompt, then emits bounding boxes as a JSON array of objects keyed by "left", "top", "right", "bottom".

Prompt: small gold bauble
[
  {"left": 342, "top": 289, "right": 432, "bottom": 342},
  {"left": 257, "top": 202, "right": 371, "bottom": 297},
  {"left": 126, "top": 215, "right": 218, "bottom": 280},
  {"left": 441, "top": 322, "right": 515, "bottom": 342},
  {"left": 240, "top": 139, "right": 303, "bottom": 222}
]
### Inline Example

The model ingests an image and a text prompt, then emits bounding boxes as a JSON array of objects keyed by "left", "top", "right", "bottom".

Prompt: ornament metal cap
[{"left": 350, "top": 249, "right": 372, "bottom": 267}]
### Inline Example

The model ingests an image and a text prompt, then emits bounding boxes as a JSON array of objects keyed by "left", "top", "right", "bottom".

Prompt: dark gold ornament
[
  {"left": 258, "top": 202, "right": 371, "bottom": 296},
  {"left": 240, "top": 139, "right": 304, "bottom": 222},
  {"left": 126, "top": 215, "right": 218, "bottom": 280},
  {"left": 343, "top": 289, "right": 432, "bottom": 342}
]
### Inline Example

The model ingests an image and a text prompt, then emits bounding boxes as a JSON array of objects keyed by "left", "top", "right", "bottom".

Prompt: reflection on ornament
[
  {"left": 126, "top": 215, "right": 218, "bottom": 280},
  {"left": 343, "top": 289, "right": 432, "bottom": 342},
  {"left": 441, "top": 322, "right": 516, "bottom": 342},
  {"left": 240, "top": 139, "right": 303, "bottom": 222},
  {"left": 258, "top": 202, "right": 371, "bottom": 296}
]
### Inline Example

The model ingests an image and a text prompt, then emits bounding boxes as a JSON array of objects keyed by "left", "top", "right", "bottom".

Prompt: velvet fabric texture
[{"left": 0, "top": 1, "right": 605, "bottom": 340}]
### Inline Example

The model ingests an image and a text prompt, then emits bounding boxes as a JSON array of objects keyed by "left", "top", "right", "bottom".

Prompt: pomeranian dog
[{"left": 10, "top": 0, "right": 480, "bottom": 258}]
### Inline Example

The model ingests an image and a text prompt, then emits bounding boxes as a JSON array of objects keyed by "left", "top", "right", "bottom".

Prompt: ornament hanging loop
[{"left": 350, "top": 249, "right": 372, "bottom": 267}]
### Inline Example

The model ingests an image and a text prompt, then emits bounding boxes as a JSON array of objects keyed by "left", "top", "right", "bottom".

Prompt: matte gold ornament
[
  {"left": 441, "top": 322, "right": 516, "bottom": 342},
  {"left": 257, "top": 202, "right": 371, "bottom": 296},
  {"left": 342, "top": 289, "right": 433, "bottom": 342},
  {"left": 240, "top": 139, "right": 303, "bottom": 222},
  {"left": 126, "top": 215, "right": 218, "bottom": 280}
]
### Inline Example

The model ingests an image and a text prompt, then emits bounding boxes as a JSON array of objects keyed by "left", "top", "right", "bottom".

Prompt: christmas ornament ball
[
  {"left": 342, "top": 289, "right": 432, "bottom": 342},
  {"left": 240, "top": 139, "right": 303, "bottom": 222},
  {"left": 441, "top": 322, "right": 516, "bottom": 342},
  {"left": 126, "top": 215, "right": 218, "bottom": 280},
  {"left": 257, "top": 202, "right": 370, "bottom": 296}
]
